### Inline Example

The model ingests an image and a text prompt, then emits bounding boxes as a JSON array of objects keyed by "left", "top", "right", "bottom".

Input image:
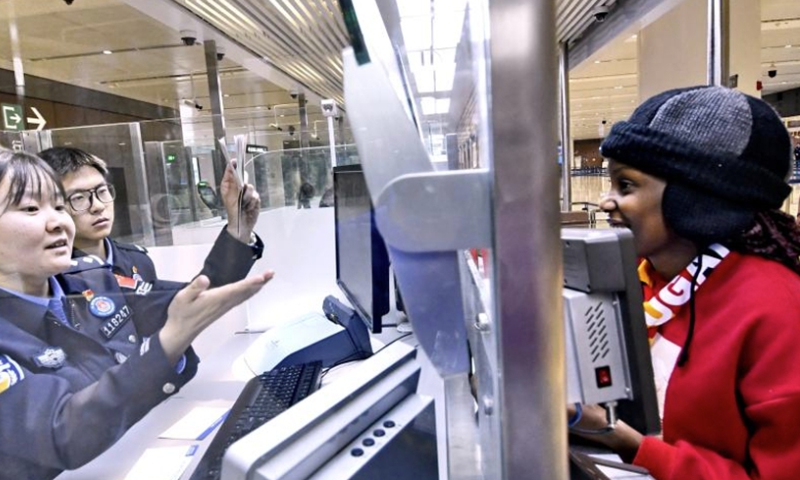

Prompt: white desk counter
[{"left": 55, "top": 207, "right": 443, "bottom": 480}]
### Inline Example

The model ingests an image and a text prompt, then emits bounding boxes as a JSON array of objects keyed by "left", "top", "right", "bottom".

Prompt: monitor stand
[
  {"left": 242, "top": 296, "right": 373, "bottom": 374},
  {"left": 396, "top": 315, "right": 413, "bottom": 333}
]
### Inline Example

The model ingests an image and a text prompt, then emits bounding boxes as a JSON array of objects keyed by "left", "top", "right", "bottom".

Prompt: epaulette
[
  {"left": 63, "top": 254, "right": 112, "bottom": 274},
  {"left": 114, "top": 241, "right": 149, "bottom": 254}
]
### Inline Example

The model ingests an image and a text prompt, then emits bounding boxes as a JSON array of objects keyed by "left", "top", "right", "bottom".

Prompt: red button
[{"left": 595, "top": 366, "right": 612, "bottom": 388}]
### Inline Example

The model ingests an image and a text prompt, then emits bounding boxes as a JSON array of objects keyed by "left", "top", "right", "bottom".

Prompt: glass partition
[{"left": 14, "top": 114, "right": 360, "bottom": 247}]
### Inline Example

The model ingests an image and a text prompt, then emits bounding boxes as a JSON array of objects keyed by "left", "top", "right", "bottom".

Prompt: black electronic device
[
  {"left": 333, "top": 164, "right": 391, "bottom": 333},
  {"left": 561, "top": 228, "right": 661, "bottom": 437},
  {"left": 197, "top": 181, "right": 219, "bottom": 211},
  {"left": 190, "top": 361, "right": 323, "bottom": 480}
]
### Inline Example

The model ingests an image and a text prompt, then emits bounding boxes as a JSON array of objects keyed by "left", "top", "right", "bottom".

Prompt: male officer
[{"left": 39, "top": 147, "right": 262, "bottom": 286}]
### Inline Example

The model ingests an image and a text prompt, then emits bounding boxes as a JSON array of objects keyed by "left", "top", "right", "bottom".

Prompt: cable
[
  {"left": 568, "top": 401, "right": 618, "bottom": 435},
  {"left": 321, "top": 332, "right": 413, "bottom": 379}
]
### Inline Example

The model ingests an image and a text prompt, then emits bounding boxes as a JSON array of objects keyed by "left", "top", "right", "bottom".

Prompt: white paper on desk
[
  {"left": 124, "top": 445, "right": 197, "bottom": 480},
  {"left": 160, "top": 406, "right": 230, "bottom": 440}
]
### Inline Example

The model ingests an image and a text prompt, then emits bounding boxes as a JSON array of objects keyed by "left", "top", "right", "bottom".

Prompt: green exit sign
[{"left": 166, "top": 154, "right": 177, "bottom": 163}]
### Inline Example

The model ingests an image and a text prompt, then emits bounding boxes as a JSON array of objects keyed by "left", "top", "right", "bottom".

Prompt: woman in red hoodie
[{"left": 570, "top": 86, "right": 800, "bottom": 479}]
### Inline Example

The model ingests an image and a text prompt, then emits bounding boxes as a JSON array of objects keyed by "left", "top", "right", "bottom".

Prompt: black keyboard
[{"left": 190, "top": 361, "right": 323, "bottom": 480}]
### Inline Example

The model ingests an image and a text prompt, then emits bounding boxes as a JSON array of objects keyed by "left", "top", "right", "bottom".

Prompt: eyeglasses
[{"left": 67, "top": 184, "right": 116, "bottom": 212}]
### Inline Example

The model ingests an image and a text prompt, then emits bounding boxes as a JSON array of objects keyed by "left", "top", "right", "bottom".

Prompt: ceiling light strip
[
  {"left": 186, "top": 0, "right": 238, "bottom": 33},
  {"left": 217, "top": 0, "right": 261, "bottom": 30},
  {"left": 247, "top": 33, "right": 342, "bottom": 88},
  {"left": 301, "top": 0, "right": 349, "bottom": 56},
  {"left": 320, "top": 0, "right": 350, "bottom": 41},
  {"left": 311, "top": 0, "right": 350, "bottom": 45},
  {"left": 570, "top": 72, "right": 637, "bottom": 83},
  {"left": 286, "top": 0, "right": 315, "bottom": 26},
  {"left": 235, "top": 0, "right": 317, "bottom": 57},
  {"left": 180, "top": 0, "right": 340, "bottom": 100},
  {"left": 557, "top": 0, "right": 605, "bottom": 42},
  {"left": 267, "top": 0, "right": 300, "bottom": 29},
  {"left": 278, "top": 0, "right": 309, "bottom": 28},
  {"left": 236, "top": 0, "right": 342, "bottom": 90},
  {"left": 280, "top": 0, "right": 345, "bottom": 71},
  {"left": 561, "top": 13, "right": 597, "bottom": 43},
  {"left": 212, "top": 0, "right": 344, "bottom": 94},
  {"left": 197, "top": 0, "right": 259, "bottom": 33},
  {"left": 555, "top": 0, "right": 593, "bottom": 39}
]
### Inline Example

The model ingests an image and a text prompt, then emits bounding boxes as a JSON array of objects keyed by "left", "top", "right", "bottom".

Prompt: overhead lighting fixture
[
  {"left": 397, "top": 0, "right": 430, "bottom": 17},
  {"left": 102, "top": 50, "right": 112, "bottom": 55},
  {"left": 420, "top": 97, "right": 450, "bottom": 115},
  {"left": 414, "top": 69, "right": 436, "bottom": 93},
  {"left": 401, "top": 17, "right": 432, "bottom": 51}
]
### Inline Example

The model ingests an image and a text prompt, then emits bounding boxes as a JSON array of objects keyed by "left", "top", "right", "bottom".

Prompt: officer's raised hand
[
  {"left": 220, "top": 160, "right": 261, "bottom": 244},
  {"left": 159, "top": 270, "right": 274, "bottom": 363}
]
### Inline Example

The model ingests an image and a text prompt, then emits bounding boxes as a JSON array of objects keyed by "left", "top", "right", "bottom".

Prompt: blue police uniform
[
  {"left": 74, "top": 229, "right": 262, "bottom": 288},
  {"left": 0, "top": 232, "right": 263, "bottom": 479}
]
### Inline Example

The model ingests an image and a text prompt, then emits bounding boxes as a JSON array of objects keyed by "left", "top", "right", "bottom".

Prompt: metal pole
[
  {"left": 327, "top": 115, "right": 336, "bottom": 167},
  {"left": 298, "top": 93, "right": 310, "bottom": 150},
  {"left": 559, "top": 42, "right": 573, "bottom": 212},
  {"left": 298, "top": 93, "right": 311, "bottom": 184},
  {"left": 489, "top": 0, "right": 566, "bottom": 478},
  {"left": 204, "top": 40, "right": 227, "bottom": 191},
  {"left": 707, "top": 0, "right": 730, "bottom": 86}
]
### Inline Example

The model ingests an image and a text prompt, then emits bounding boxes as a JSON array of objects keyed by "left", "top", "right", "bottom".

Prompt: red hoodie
[{"left": 633, "top": 252, "right": 800, "bottom": 479}]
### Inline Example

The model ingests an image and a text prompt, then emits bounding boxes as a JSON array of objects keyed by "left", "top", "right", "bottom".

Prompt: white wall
[{"left": 148, "top": 207, "right": 340, "bottom": 354}]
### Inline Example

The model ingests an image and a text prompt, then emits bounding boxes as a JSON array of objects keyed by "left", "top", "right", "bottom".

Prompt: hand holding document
[{"left": 217, "top": 136, "right": 260, "bottom": 241}]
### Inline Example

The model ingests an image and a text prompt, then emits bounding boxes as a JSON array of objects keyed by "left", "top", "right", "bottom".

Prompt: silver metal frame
[
  {"left": 707, "top": 0, "right": 730, "bottom": 86},
  {"left": 559, "top": 42, "right": 573, "bottom": 212},
  {"left": 221, "top": 341, "right": 426, "bottom": 480},
  {"left": 486, "top": 0, "right": 566, "bottom": 478}
]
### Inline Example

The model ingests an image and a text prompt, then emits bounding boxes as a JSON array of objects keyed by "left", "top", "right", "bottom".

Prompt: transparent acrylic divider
[{"left": 14, "top": 113, "right": 356, "bottom": 247}]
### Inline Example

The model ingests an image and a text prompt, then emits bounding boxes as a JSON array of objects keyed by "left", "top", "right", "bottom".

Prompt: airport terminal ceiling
[{"left": 0, "top": 0, "right": 797, "bottom": 140}]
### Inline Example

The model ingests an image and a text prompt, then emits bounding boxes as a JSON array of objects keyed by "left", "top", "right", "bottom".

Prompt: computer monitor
[{"left": 333, "top": 164, "right": 391, "bottom": 334}]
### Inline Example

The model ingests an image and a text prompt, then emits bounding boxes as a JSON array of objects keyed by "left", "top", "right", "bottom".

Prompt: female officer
[
  {"left": 568, "top": 86, "right": 800, "bottom": 479},
  {"left": 0, "top": 151, "right": 273, "bottom": 479}
]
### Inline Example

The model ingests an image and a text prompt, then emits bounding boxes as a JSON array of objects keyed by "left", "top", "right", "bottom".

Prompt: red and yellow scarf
[{"left": 638, "top": 244, "right": 731, "bottom": 341}]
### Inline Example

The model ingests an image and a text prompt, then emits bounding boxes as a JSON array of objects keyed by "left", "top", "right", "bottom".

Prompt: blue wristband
[{"left": 568, "top": 403, "right": 583, "bottom": 428}]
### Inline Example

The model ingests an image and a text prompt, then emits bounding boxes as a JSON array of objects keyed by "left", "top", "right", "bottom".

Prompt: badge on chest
[{"left": 83, "top": 289, "right": 133, "bottom": 339}]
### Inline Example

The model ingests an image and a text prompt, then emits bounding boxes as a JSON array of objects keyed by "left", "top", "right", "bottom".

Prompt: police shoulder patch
[
  {"left": 0, "top": 354, "right": 25, "bottom": 394},
  {"left": 63, "top": 254, "right": 110, "bottom": 274}
]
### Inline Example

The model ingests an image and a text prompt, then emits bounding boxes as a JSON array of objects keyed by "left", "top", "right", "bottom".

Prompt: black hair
[
  {"left": 38, "top": 146, "right": 109, "bottom": 177},
  {"left": 726, "top": 210, "right": 800, "bottom": 275},
  {"left": 0, "top": 150, "right": 66, "bottom": 211}
]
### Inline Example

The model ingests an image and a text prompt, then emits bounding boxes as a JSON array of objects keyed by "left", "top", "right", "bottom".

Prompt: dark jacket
[
  {"left": 0, "top": 230, "right": 262, "bottom": 479},
  {"left": 75, "top": 228, "right": 264, "bottom": 288}
]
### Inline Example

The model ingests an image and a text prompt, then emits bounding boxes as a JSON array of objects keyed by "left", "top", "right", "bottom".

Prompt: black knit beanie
[{"left": 600, "top": 86, "right": 792, "bottom": 245}]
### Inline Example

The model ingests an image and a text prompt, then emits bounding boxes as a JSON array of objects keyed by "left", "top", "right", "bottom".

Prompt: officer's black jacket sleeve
[
  {"left": 201, "top": 228, "right": 264, "bottom": 288},
  {"left": 0, "top": 274, "right": 199, "bottom": 479},
  {"left": 0, "top": 328, "right": 198, "bottom": 475}
]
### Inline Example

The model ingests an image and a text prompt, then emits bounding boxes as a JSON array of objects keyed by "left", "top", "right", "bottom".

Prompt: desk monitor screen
[{"left": 334, "top": 164, "right": 391, "bottom": 334}]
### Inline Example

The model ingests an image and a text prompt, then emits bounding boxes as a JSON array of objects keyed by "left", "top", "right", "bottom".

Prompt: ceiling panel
[{"left": 0, "top": 0, "right": 798, "bottom": 143}]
